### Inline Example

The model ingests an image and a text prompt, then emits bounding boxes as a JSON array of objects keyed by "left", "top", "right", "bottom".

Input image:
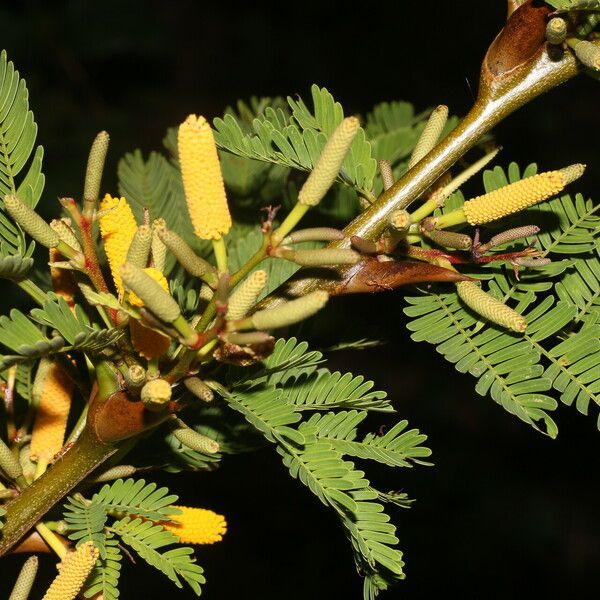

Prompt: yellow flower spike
[
  {"left": 461, "top": 170, "right": 565, "bottom": 225},
  {"left": 98, "top": 194, "right": 138, "bottom": 297},
  {"left": 163, "top": 506, "right": 227, "bottom": 545},
  {"left": 178, "top": 114, "right": 232, "bottom": 241},
  {"left": 456, "top": 281, "right": 527, "bottom": 333},
  {"left": 30, "top": 361, "right": 73, "bottom": 463},
  {"left": 42, "top": 541, "right": 99, "bottom": 600},
  {"left": 227, "top": 270, "right": 267, "bottom": 320}
]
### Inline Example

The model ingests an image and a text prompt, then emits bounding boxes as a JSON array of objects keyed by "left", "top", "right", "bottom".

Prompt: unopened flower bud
[
  {"left": 282, "top": 227, "right": 345, "bottom": 244},
  {"left": 4, "top": 195, "right": 59, "bottom": 248},
  {"left": 91, "top": 464, "right": 137, "bottom": 483},
  {"left": 378, "top": 159, "right": 394, "bottom": 190},
  {"left": 151, "top": 218, "right": 168, "bottom": 271},
  {"left": 126, "top": 224, "right": 152, "bottom": 268},
  {"left": 0, "top": 437, "right": 22, "bottom": 481},
  {"left": 173, "top": 427, "right": 219, "bottom": 454},
  {"left": 249, "top": 291, "right": 329, "bottom": 331},
  {"left": 184, "top": 377, "right": 214, "bottom": 402},
  {"left": 50, "top": 219, "right": 81, "bottom": 252},
  {"left": 228, "top": 270, "right": 267, "bottom": 320},
  {"left": 140, "top": 378, "right": 172, "bottom": 412},
  {"left": 8, "top": 555, "right": 38, "bottom": 600},
  {"left": 570, "top": 39, "right": 600, "bottom": 70},
  {"left": 83, "top": 131, "right": 110, "bottom": 210},
  {"left": 124, "top": 364, "right": 146, "bottom": 388},
  {"left": 424, "top": 229, "right": 472, "bottom": 250},
  {"left": 546, "top": 17, "right": 567, "bottom": 45}
]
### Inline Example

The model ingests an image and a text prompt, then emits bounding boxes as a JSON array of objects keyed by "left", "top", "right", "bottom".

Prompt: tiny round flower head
[{"left": 163, "top": 506, "right": 227, "bottom": 545}]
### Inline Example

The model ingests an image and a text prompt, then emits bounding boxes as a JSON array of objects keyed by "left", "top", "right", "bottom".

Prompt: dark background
[{"left": 0, "top": 1, "right": 598, "bottom": 598}]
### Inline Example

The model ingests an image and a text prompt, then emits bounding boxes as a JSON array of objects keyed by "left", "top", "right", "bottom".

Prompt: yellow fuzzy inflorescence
[
  {"left": 98, "top": 194, "right": 138, "bottom": 297},
  {"left": 456, "top": 281, "right": 527, "bottom": 332},
  {"left": 178, "top": 114, "right": 232, "bottom": 240},
  {"left": 163, "top": 506, "right": 227, "bottom": 545},
  {"left": 128, "top": 267, "right": 171, "bottom": 358},
  {"left": 30, "top": 362, "right": 73, "bottom": 462},
  {"left": 42, "top": 541, "right": 99, "bottom": 600},
  {"left": 462, "top": 171, "right": 565, "bottom": 225}
]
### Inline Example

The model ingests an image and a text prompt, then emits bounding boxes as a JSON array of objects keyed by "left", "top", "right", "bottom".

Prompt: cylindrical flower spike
[
  {"left": 178, "top": 114, "right": 232, "bottom": 240},
  {"left": 162, "top": 506, "right": 227, "bottom": 545},
  {"left": 8, "top": 555, "right": 38, "bottom": 600},
  {"left": 151, "top": 218, "right": 167, "bottom": 271},
  {"left": 222, "top": 331, "right": 273, "bottom": 346},
  {"left": 90, "top": 464, "right": 137, "bottom": 483},
  {"left": 273, "top": 248, "right": 361, "bottom": 266},
  {"left": 98, "top": 194, "right": 138, "bottom": 297},
  {"left": 513, "top": 257, "right": 552, "bottom": 267},
  {"left": 546, "top": 17, "right": 567, "bottom": 44},
  {"left": 560, "top": 163, "right": 586, "bottom": 185},
  {"left": 378, "top": 159, "right": 394, "bottom": 190},
  {"left": 126, "top": 224, "right": 152, "bottom": 268},
  {"left": 0, "top": 436, "right": 23, "bottom": 481},
  {"left": 4, "top": 195, "right": 60, "bottom": 249},
  {"left": 173, "top": 427, "right": 220, "bottom": 454},
  {"left": 424, "top": 229, "right": 472, "bottom": 250},
  {"left": 184, "top": 377, "right": 214, "bottom": 402},
  {"left": 407, "top": 105, "right": 449, "bottom": 169},
  {"left": 50, "top": 219, "right": 81, "bottom": 252},
  {"left": 30, "top": 361, "right": 73, "bottom": 463},
  {"left": 157, "top": 228, "right": 219, "bottom": 287},
  {"left": 298, "top": 117, "right": 360, "bottom": 207},
  {"left": 568, "top": 38, "right": 600, "bottom": 70},
  {"left": 282, "top": 227, "right": 345, "bottom": 244},
  {"left": 477, "top": 225, "right": 540, "bottom": 253},
  {"left": 436, "top": 169, "right": 571, "bottom": 228},
  {"left": 83, "top": 131, "right": 110, "bottom": 216},
  {"left": 456, "top": 281, "right": 527, "bottom": 332},
  {"left": 233, "top": 291, "right": 329, "bottom": 331},
  {"left": 140, "top": 378, "right": 172, "bottom": 412},
  {"left": 121, "top": 263, "right": 180, "bottom": 323},
  {"left": 41, "top": 541, "right": 99, "bottom": 600},
  {"left": 227, "top": 270, "right": 267, "bottom": 320}
]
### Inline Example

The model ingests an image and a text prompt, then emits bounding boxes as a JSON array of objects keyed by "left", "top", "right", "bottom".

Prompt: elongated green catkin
[
  {"left": 4, "top": 195, "right": 59, "bottom": 248},
  {"left": 425, "top": 229, "right": 472, "bottom": 250},
  {"left": 83, "top": 131, "right": 109, "bottom": 208},
  {"left": 121, "top": 262, "right": 181, "bottom": 323},
  {"left": 126, "top": 224, "right": 152, "bottom": 267},
  {"left": 151, "top": 218, "right": 168, "bottom": 271},
  {"left": 407, "top": 105, "right": 448, "bottom": 168},
  {"left": 50, "top": 219, "right": 81, "bottom": 251},
  {"left": 8, "top": 555, "right": 38, "bottom": 600},
  {"left": 569, "top": 38, "right": 600, "bottom": 70},
  {"left": 297, "top": 117, "right": 360, "bottom": 206},
  {"left": 276, "top": 248, "right": 360, "bottom": 266},
  {"left": 378, "top": 159, "right": 394, "bottom": 190},
  {"left": 250, "top": 291, "right": 329, "bottom": 330},
  {"left": 480, "top": 225, "right": 540, "bottom": 251},
  {"left": 184, "top": 377, "right": 214, "bottom": 402},
  {"left": 173, "top": 427, "right": 220, "bottom": 454},
  {"left": 90, "top": 464, "right": 137, "bottom": 483},
  {"left": 41, "top": 542, "right": 99, "bottom": 600},
  {"left": 456, "top": 281, "right": 527, "bottom": 332},
  {"left": 228, "top": 270, "right": 267, "bottom": 320},
  {"left": 282, "top": 227, "right": 345, "bottom": 244},
  {"left": 0, "top": 436, "right": 23, "bottom": 480},
  {"left": 158, "top": 228, "right": 218, "bottom": 282}
]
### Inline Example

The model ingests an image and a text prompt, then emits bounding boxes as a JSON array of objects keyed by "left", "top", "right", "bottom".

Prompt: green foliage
[
  {"left": 0, "top": 50, "right": 44, "bottom": 259},
  {"left": 218, "top": 338, "right": 432, "bottom": 595},
  {"left": 404, "top": 163, "right": 600, "bottom": 433},
  {"left": 62, "top": 479, "right": 204, "bottom": 597}
]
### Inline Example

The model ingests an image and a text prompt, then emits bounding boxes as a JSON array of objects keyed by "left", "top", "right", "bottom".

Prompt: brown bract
[{"left": 332, "top": 257, "right": 473, "bottom": 295}]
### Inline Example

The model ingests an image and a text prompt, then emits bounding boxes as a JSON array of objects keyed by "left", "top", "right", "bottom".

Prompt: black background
[{"left": 0, "top": 1, "right": 598, "bottom": 598}]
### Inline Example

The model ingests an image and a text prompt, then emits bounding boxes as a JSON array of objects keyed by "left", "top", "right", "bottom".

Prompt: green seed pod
[
  {"left": 184, "top": 377, "right": 214, "bottom": 402},
  {"left": 282, "top": 227, "right": 345, "bottom": 244},
  {"left": 275, "top": 248, "right": 360, "bottom": 266},
  {"left": 571, "top": 39, "right": 600, "bottom": 70},
  {"left": 8, "top": 555, "right": 38, "bottom": 600},
  {"left": 378, "top": 159, "right": 394, "bottom": 190},
  {"left": 151, "top": 218, "right": 168, "bottom": 271},
  {"left": 90, "top": 464, "right": 137, "bottom": 483},
  {"left": 83, "top": 131, "right": 109, "bottom": 210},
  {"left": 121, "top": 262, "right": 181, "bottom": 323},
  {"left": 0, "top": 437, "right": 23, "bottom": 481},
  {"left": 140, "top": 378, "right": 172, "bottom": 412},
  {"left": 408, "top": 105, "right": 448, "bottom": 169},
  {"left": 546, "top": 17, "right": 567, "bottom": 45},
  {"left": 297, "top": 117, "right": 360, "bottom": 207},
  {"left": 559, "top": 163, "right": 586, "bottom": 185},
  {"left": 456, "top": 281, "right": 527, "bottom": 332},
  {"left": 50, "top": 219, "right": 81, "bottom": 252},
  {"left": 228, "top": 270, "right": 267, "bottom": 320},
  {"left": 389, "top": 209, "right": 411, "bottom": 232},
  {"left": 126, "top": 225, "right": 152, "bottom": 268},
  {"left": 4, "top": 195, "right": 59, "bottom": 249},
  {"left": 425, "top": 229, "right": 472, "bottom": 250},
  {"left": 158, "top": 228, "right": 218, "bottom": 285},
  {"left": 173, "top": 427, "right": 220, "bottom": 454},
  {"left": 250, "top": 291, "right": 329, "bottom": 330}
]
